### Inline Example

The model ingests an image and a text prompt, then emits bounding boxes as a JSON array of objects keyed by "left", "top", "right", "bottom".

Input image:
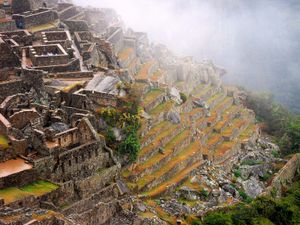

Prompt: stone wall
[
  {"left": 9, "top": 109, "right": 40, "bottom": 129},
  {"left": 0, "top": 80, "right": 28, "bottom": 102},
  {"left": 13, "top": 9, "right": 58, "bottom": 29},
  {"left": 0, "top": 19, "right": 17, "bottom": 32},
  {"left": 12, "top": 0, "right": 43, "bottom": 14},
  {"left": 264, "top": 153, "right": 300, "bottom": 197},
  {"left": 0, "top": 38, "right": 20, "bottom": 68},
  {"left": 64, "top": 20, "right": 89, "bottom": 32}
]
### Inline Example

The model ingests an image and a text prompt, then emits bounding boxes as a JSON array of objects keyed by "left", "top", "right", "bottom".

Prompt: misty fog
[{"left": 74, "top": 0, "right": 300, "bottom": 112}]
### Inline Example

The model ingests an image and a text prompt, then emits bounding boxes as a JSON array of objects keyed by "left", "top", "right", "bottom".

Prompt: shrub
[
  {"left": 118, "top": 130, "right": 140, "bottom": 162},
  {"left": 106, "top": 126, "right": 116, "bottom": 145},
  {"left": 200, "top": 189, "right": 209, "bottom": 198},
  {"left": 271, "top": 150, "right": 280, "bottom": 158},
  {"left": 252, "top": 197, "right": 277, "bottom": 219},
  {"left": 192, "top": 220, "right": 202, "bottom": 225},
  {"left": 231, "top": 204, "right": 258, "bottom": 225},
  {"left": 241, "top": 159, "right": 262, "bottom": 166},
  {"left": 234, "top": 168, "right": 241, "bottom": 178},
  {"left": 238, "top": 190, "right": 253, "bottom": 203},
  {"left": 180, "top": 92, "right": 187, "bottom": 103},
  {"left": 203, "top": 212, "right": 232, "bottom": 225}
]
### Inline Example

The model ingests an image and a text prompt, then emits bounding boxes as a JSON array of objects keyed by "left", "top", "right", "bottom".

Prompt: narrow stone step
[
  {"left": 192, "top": 83, "right": 216, "bottom": 101},
  {"left": 143, "top": 161, "right": 202, "bottom": 198},
  {"left": 138, "top": 123, "right": 184, "bottom": 163},
  {"left": 207, "top": 92, "right": 226, "bottom": 109},
  {"left": 214, "top": 120, "right": 256, "bottom": 164},
  {"left": 142, "top": 88, "right": 165, "bottom": 112},
  {"left": 213, "top": 105, "right": 240, "bottom": 133},
  {"left": 140, "top": 120, "right": 172, "bottom": 149},
  {"left": 137, "top": 141, "right": 202, "bottom": 192},
  {"left": 131, "top": 130, "right": 191, "bottom": 182}
]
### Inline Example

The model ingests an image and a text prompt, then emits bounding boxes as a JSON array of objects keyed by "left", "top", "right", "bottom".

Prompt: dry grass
[
  {"left": 142, "top": 89, "right": 164, "bottom": 106},
  {"left": 144, "top": 161, "right": 202, "bottom": 197},
  {"left": 137, "top": 141, "right": 200, "bottom": 189},
  {"left": 0, "top": 181, "right": 59, "bottom": 204},
  {"left": 118, "top": 47, "right": 134, "bottom": 61}
]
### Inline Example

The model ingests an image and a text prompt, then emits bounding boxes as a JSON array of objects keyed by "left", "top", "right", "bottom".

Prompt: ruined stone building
[{"left": 0, "top": 1, "right": 292, "bottom": 225}]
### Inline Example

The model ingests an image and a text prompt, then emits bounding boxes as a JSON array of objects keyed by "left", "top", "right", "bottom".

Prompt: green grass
[
  {"left": 150, "top": 101, "right": 173, "bottom": 115},
  {"left": 0, "top": 181, "right": 59, "bottom": 204},
  {"left": 0, "top": 135, "right": 9, "bottom": 150},
  {"left": 20, "top": 181, "right": 59, "bottom": 196},
  {"left": 143, "top": 89, "right": 164, "bottom": 106}
]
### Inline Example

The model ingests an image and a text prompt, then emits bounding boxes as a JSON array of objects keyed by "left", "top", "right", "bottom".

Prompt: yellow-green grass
[
  {"left": 215, "top": 140, "right": 237, "bottom": 158},
  {"left": 191, "top": 83, "right": 206, "bottom": 95},
  {"left": 207, "top": 133, "right": 222, "bottom": 148},
  {"left": 140, "top": 120, "right": 171, "bottom": 144},
  {"left": 150, "top": 100, "right": 173, "bottom": 116},
  {"left": 0, "top": 187, "right": 32, "bottom": 204},
  {"left": 193, "top": 84, "right": 212, "bottom": 98},
  {"left": 0, "top": 181, "right": 59, "bottom": 204},
  {"left": 62, "top": 82, "right": 83, "bottom": 93},
  {"left": 136, "top": 130, "right": 190, "bottom": 173},
  {"left": 222, "top": 118, "right": 247, "bottom": 137},
  {"left": 144, "top": 161, "right": 202, "bottom": 198},
  {"left": 20, "top": 181, "right": 59, "bottom": 196},
  {"left": 240, "top": 124, "right": 257, "bottom": 140},
  {"left": 137, "top": 141, "right": 200, "bottom": 190},
  {"left": 136, "top": 62, "right": 154, "bottom": 80},
  {"left": 28, "top": 20, "right": 59, "bottom": 33},
  {"left": 142, "top": 89, "right": 164, "bottom": 106},
  {"left": 138, "top": 123, "right": 181, "bottom": 159},
  {"left": 0, "top": 135, "right": 9, "bottom": 150},
  {"left": 207, "top": 93, "right": 224, "bottom": 105}
]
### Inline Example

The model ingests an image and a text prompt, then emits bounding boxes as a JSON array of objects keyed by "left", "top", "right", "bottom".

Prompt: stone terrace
[{"left": 122, "top": 79, "right": 257, "bottom": 199}]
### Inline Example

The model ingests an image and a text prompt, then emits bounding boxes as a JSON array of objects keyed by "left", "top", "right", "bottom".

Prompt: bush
[
  {"left": 245, "top": 92, "right": 300, "bottom": 155},
  {"left": 238, "top": 190, "right": 253, "bottom": 203},
  {"left": 241, "top": 159, "right": 262, "bottom": 166},
  {"left": 234, "top": 168, "right": 241, "bottom": 178},
  {"left": 192, "top": 220, "right": 202, "bottom": 225},
  {"left": 231, "top": 204, "right": 258, "bottom": 225},
  {"left": 118, "top": 130, "right": 140, "bottom": 162},
  {"left": 106, "top": 126, "right": 116, "bottom": 145},
  {"left": 200, "top": 189, "right": 209, "bottom": 198},
  {"left": 204, "top": 212, "right": 232, "bottom": 225},
  {"left": 180, "top": 92, "right": 188, "bottom": 103}
]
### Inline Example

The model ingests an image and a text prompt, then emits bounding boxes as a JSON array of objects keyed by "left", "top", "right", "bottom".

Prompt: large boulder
[
  {"left": 242, "top": 177, "right": 264, "bottom": 198},
  {"left": 168, "top": 87, "right": 182, "bottom": 104}
]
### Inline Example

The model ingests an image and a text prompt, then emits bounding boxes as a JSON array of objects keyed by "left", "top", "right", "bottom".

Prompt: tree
[
  {"left": 118, "top": 129, "right": 140, "bottom": 162},
  {"left": 203, "top": 213, "right": 232, "bottom": 225}
]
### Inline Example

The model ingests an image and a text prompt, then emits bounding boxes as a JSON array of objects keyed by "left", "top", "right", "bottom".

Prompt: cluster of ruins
[{"left": 0, "top": 0, "right": 295, "bottom": 224}]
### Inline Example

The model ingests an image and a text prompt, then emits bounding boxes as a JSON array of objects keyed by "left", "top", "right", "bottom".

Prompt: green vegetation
[
  {"left": 118, "top": 125, "right": 140, "bottom": 162},
  {"left": 0, "top": 135, "right": 9, "bottom": 150},
  {"left": 196, "top": 177, "right": 300, "bottom": 225},
  {"left": 105, "top": 126, "right": 116, "bottom": 145},
  {"left": 180, "top": 92, "right": 188, "bottom": 103},
  {"left": 234, "top": 168, "right": 241, "bottom": 178},
  {"left": 241, "top": 159, "right": 263, "bottom": 166},
  {"left": 98, "top": 84, "right": 142, "bottom": 162},
  {"left": 20, "top": 181, "right": 59, "bottom": 196},
  {"left": 246, "top": 92, "right": 300, "bottom": 156},
  {"left": 0, "top": 181, "right": 58, "bottom": 204},
  {"left": 200, "top": 189, "right": 209, "bottom": 198}
]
